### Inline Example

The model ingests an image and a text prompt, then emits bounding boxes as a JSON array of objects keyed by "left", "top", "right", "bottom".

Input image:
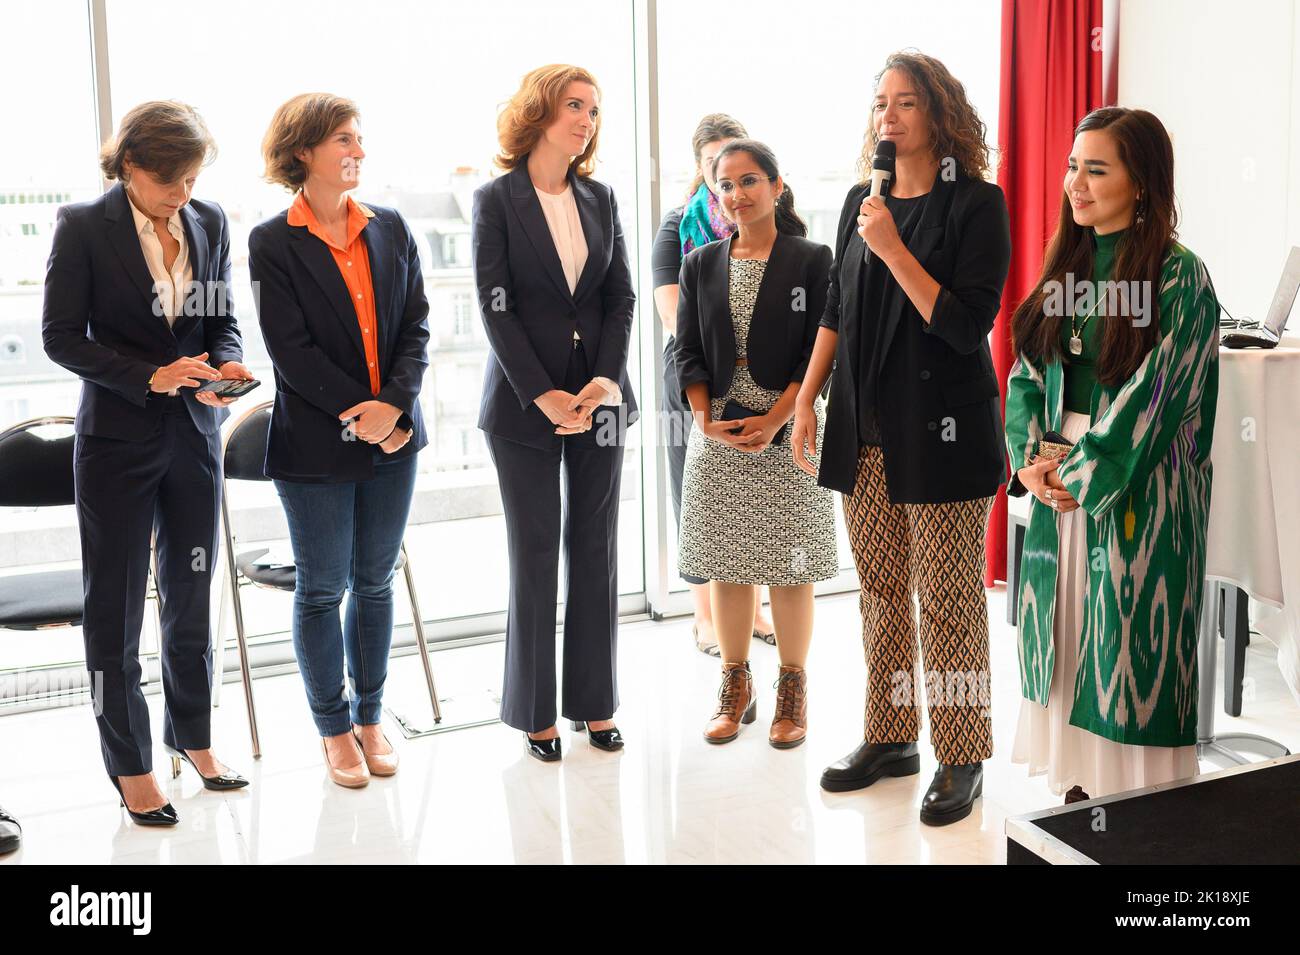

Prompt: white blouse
[
  {"left": 128, "top": 196, "right": 192, "bottom": 328},
  {"left": 534, "top": 184, "right": 588, "bottom": 294},
  {"left": 533, "top": 183, "right": 620, "bottom": 406}
]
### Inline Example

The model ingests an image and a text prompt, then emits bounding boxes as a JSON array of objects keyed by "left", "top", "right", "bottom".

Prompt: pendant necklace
[{"left": 1069, "top": 294, "right": 1104, "bottom": 356}]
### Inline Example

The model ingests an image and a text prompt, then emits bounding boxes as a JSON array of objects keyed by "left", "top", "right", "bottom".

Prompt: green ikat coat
[{"left": 1004, "top": 243, "right": 1220, "bottom": 747}]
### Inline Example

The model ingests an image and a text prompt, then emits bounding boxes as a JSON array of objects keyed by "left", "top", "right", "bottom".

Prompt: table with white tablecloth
[{"left": 1205, "top": 338, "right": 1300, "bottom": 708}]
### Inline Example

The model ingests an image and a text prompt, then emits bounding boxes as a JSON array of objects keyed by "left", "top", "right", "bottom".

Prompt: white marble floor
[{"left": 1, "top": 587, "right": 1296, "bottom": 865}]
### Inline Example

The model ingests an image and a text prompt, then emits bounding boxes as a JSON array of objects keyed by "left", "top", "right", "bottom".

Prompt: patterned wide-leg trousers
[{"left": 842, "top": 445, "right": 995, "bottom": 764}]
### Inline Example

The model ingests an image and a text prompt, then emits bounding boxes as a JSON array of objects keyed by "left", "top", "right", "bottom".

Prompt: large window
[
  {"left": 654, "top": 0, "right": 1003, "bottom": 585},
  {"left": 1, "top": 0, "right": 1004, "bottom": 703}
]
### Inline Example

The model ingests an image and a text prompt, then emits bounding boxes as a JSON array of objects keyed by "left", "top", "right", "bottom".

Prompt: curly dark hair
[{"left": 857, "top": 50, "right": 991, "bottom": 182}]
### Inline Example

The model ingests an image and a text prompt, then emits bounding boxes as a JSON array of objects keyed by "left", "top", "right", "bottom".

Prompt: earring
[{"left": 1134, "top": 192, "right": 1144, "bottom": 225}]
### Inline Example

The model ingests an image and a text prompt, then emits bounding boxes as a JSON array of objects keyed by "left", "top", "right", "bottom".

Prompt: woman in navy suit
[
  {"left": 249, "top": 94, "right": 430, "bottom": 789},
  {"left": 471, "top": 64, "right": 636, "bottom": 761},
  {"left": 42, "top": 100, "right": 252, "bottom": 825}
]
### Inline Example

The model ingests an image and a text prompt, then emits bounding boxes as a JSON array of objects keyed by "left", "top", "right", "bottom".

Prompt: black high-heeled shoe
[
  {"left": 163, "top": 745, "right": 249, "bottom": 791},
  {"left": 523, "top": 732, "right": 562, "bottom": 762},
  {"left": 571, "top": 720, "right": 625, "bottom": 752},
  {"left": 109, "top": 776, "right": 179, "bottom": 827}
]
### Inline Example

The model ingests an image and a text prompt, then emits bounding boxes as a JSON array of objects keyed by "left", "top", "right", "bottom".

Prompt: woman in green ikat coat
[{"left": 1004, "top": 107, "right": 1219, "bottom": 803}]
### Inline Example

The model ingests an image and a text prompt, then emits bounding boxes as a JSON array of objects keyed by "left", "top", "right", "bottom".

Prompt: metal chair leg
[
  {"left": 401, "top": 543, "right": 441, "bottom": 724},
  {"left": 144, "top": 539, "right": 165, "bottom": 686},
  {"left": 211, "top": 552, "right": 229, "bottom": 707},
  {"left": 222, "top": 493, "right": 261, "bottom": 758}
]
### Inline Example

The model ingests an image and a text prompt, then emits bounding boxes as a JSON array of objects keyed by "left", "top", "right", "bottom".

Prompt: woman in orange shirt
[{"left": 249, "top": 94, "right": 430, "bottom": 789}]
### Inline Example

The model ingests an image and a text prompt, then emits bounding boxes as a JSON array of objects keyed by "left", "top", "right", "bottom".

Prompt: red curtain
[{"left": 987, "top": 0, "right": 1109, "bottom": 585}]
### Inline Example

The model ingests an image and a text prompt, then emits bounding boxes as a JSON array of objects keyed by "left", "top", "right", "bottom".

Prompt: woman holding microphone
[
  {"left": 471, "top": 65, "right": 636, "bottom": 761},
  {"left": 42, "top": 100, "right": 252, "bottom": 825},
  {"left": 1006, "top": 107, "right": 1217, "bottom": 802},
  {"left": 674, "top": 139, "right": 837, "bottom": 747},
  {"left": 249, "top": 93, "right": 430, "bottom": 789},
  {"left": 792, "top": 52, "right": 1011, "bottom": 825}
]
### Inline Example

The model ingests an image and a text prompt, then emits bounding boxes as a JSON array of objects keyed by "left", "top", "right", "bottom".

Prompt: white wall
[{"left": 1119, "top": 0, "right": 1299, "bottom": 324}]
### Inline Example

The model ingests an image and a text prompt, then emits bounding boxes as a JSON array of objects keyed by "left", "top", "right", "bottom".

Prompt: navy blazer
[
  {"left": 674, "top": 231, "right": 832, "bottom": 404},
  {"left": 248, "top": 202, "right": 430, "bottom": 483},
  {"left": 818, "top": 174, "right": 1011, "bottom": 502},
  {"left": 471, "top": 161, "right": 637, "bottom": 450},
  {"left": 41, "top": 183, "right": 244, "bottom": 441}
]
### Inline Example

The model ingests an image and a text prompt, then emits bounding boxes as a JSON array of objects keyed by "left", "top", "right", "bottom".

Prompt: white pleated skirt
[{"left": 1010, "top": 411, "right": 1200, "bottom": 798}]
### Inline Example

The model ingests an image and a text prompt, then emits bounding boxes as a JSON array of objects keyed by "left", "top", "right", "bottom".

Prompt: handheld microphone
[{"left": 863, "top": 139, "right": 896, "bottom": 263}]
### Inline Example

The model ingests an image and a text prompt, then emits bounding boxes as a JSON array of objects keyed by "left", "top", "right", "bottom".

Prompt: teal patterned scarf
[{"left": 678, "top": 181, "right": 735, "bottom": 255}]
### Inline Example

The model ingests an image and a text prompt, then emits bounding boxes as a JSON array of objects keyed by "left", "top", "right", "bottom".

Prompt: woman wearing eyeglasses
[
  {"left": 675, "top": 139, "right": 837, "bottom": 749},
  {"left": 651, "top": 113, "right": 778, "bottom": 657}
]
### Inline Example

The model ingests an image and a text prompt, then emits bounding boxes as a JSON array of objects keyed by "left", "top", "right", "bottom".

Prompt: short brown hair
[
  {"left": 495, "top": 65, "right": 600, "bottom": 177},
  {"left": 261, "top": 93, "right": 360, "bottom": 192},
  {"left": 99, "top": 100, "right": 216, "bottom": 183}
]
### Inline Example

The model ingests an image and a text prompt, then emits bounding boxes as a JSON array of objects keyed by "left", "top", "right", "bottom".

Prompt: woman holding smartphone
[
  {"left": 249, "top": 93, "right": 430, "bottom": 789},
  {"left": 42, "top": 100, "right": 252, "bottom": 825}
]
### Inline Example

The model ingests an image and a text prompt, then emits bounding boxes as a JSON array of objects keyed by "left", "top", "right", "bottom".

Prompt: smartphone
[{"left": 196, "top": 378, "right": 260, "bottom": 398}]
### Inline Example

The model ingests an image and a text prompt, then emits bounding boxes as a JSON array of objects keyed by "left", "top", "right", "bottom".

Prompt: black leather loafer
[
  {"left": 0, "top": 804, "right": 21, "bottom": 854},
  {"left": 571, "top": 720, "right": 625, "bottom": 752},
  {"left": 820, "top": 740, "right": 920, "bottom": 792},
  {"left": 919, "top": 762, "right": 983, "bottom": 826},
  {"left": 524, "top": 733, "right": 562, "bottom": 762}
]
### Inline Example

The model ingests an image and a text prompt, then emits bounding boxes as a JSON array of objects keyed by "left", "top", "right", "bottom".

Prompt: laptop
[{"left": 1220, "top": 245, "right": 1300, "bottom": 349}]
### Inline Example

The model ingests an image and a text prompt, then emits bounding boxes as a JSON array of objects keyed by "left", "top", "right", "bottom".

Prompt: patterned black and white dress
[{"left": 677, "top": 257, "right": 838, "bottom": 585}]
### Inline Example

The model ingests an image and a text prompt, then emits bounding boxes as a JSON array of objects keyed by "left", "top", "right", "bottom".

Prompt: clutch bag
[
  {"left": 720, "top": 400, "right": 789, "bottom": 445},
  {"left": 1034, "top": 430, "right": 1074, "bottom": 462}
]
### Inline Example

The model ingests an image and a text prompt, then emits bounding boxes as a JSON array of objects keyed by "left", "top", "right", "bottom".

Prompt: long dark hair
[
  {"left": 686, "top": 113, "right": 748, "bottom": 197},
  {"left": 1010, "top": 107, "right": 1177, "bottom": 384},
  {"left": 713, "top": 138, "right": 807, "bottom": 237}
]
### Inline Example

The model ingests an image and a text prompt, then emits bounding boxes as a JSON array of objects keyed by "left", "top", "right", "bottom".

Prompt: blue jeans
[{"left": 274, "top": 454, "right": 418, "bottom": 737}]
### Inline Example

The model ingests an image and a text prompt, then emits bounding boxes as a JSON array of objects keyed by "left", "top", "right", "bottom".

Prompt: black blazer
[
  {"left": 675, "top": 232, "right": 832, "bottom": 403},
  {"left": 471, "top": 161, "right": 637, "bottom": 450},
  {"left": 818, "top": 174, "right": 1011, "bottom": 503},
  {"left": 41, "top": 183, "right": 244, "bottom": 441},
  {"left": 248, "top": 202, "right": 429, "bottom": 483}
]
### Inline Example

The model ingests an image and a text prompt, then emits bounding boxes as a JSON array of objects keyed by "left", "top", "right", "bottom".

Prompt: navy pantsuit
[
  {"left": 41, "top": 184, "right": 244, "bottom": 776},
  {"left": 471, "top": 161, "right": 636, "bottom": 732}
]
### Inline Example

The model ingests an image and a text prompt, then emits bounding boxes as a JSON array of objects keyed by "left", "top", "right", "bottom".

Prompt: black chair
[
  {"left": 0, "top": 415, "right": 163, "bottom": 675},
  {"left": 218, "top": 402, "right": 442, "bottom": 755}
]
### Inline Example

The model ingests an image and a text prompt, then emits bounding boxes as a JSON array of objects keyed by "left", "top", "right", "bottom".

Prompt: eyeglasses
[{"left": 715, "top": 174, "right": 775, "bottom": 195}]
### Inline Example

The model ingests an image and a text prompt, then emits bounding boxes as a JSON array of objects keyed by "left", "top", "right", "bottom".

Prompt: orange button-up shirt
[{"left": 287, "top": 192, "right": 381, "bottom": 395}]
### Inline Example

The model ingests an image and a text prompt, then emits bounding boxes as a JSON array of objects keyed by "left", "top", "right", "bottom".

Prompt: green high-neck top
[{"left": 1061, "top": 228, "right": 1121, "bottom": 414}]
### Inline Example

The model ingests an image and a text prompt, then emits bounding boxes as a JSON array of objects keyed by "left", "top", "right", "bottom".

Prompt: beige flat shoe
[
  {"left": 693, "top": 623, "right": 720, "bottom": 657},
  {"left": 352, "top": 726, "right": 399, "bottom": 777},
  {"left": 321, "top": 738, "right": 370, "bottom": 789}
]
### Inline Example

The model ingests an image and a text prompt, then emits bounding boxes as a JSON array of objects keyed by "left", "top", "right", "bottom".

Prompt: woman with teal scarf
[
  {"left": 1005, "top": 107, "right": 1219, "bottom": 803},
  {"left": 651, "top": 113, "right": 777, "bottom": 656}
]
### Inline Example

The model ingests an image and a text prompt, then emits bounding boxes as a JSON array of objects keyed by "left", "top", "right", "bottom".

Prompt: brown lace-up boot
[
  {"left": 769, "top": 665, "right": 808, "bottom": 749},
  {"left": 703, "top": 661, "right": 757, "bottom": 744}
]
